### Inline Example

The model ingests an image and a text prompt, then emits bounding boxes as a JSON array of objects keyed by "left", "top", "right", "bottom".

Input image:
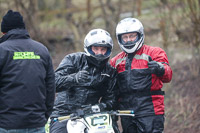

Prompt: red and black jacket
[{"left": 110, "top": 45, "right": 172, "bottom": 116}]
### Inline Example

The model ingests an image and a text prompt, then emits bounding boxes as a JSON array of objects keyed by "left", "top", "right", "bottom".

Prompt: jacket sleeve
[
  {"left": 0, "top": 48, "right": 3, "bottom": 72},
  {"left": 100, "top": 67, "right": 119, "bottom": 110},
  {"left": 151, "top": 47, "right": 173, "bottom": 83},
  {"left": 55, "top": 54, "right": 77, "bottom": 92},
  {"left": 45, "top": 54, "right": 56, "bottom": 120},
  {"left": 0, "top": 47, "right": 6, "bottom": 72}
]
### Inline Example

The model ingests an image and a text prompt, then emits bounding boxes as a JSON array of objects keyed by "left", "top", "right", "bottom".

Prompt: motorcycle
[{"left": 46, "top": 105, "right": 135, "bottom": 133}]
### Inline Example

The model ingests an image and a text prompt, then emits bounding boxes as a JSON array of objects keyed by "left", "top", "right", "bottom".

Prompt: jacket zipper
[{"left": 126, "top": 54, "right": 134, "bottom": 89}]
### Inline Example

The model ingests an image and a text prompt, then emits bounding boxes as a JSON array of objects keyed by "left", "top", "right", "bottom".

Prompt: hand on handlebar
[{"left": 91, "top": 103, "right": 107, "bottom": 112}]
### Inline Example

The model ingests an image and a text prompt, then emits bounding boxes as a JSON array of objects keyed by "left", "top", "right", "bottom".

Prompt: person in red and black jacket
[{"left": 110, "top": 18, "right": 172, "bottom": 133}]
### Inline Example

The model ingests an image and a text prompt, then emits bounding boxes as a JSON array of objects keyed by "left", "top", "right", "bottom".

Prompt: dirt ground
[{"left": 164, "top": 58, "right": 200, "bottom": 133}]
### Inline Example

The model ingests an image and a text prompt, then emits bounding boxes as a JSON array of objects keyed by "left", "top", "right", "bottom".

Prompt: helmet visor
[
  {"left": 87, "top": 44, "right": 112, "bottom": 60},
  {"left": 121, "top": 32, "right": 139, "bottom": 46}
]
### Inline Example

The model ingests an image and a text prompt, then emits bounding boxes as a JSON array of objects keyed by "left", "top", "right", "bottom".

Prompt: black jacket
[
  {"left": 0, "top": 29, "right": 55, "bottom": 129},
  {"left": 51, "top": 52, "right": 118, "bottom": 117}
]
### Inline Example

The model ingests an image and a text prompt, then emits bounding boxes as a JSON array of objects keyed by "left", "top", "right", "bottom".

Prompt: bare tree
[
  {"left": 99, "top": 0, "right": 111, "bottom": 32},
  {"left": 185, "top": 0, "right": 200, "bottom": 78},
  {"left": 66, "top": 0, "right": 72, "bottom": 8},
  {"left": 137, "top": 0, "right": 142, "bottom": 16},
  {"left": 158, "top": 0, "right": 170, "bottom": 54},
  {"left": 64, "top": 0, "right": 94, "bottom": 52},
  {"left": 99, "top": 0, "right": 123, "bottom": 51},
  {"left": 132, "top": 0, "right": 136, "bottom": 17},
  {"left": 186, "top": 0, "right": 200, "bottom": 55},
  {"left": 13, "top": 0, "right": 50, "bottom": 48}
]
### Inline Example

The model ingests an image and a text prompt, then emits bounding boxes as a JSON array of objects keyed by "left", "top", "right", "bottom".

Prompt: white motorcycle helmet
[
  {"left": 84, "top": 29, "right": 113, "bottom": 67},
  {"left": 116, "top": 18, "right": 145, "bottom": 53}
]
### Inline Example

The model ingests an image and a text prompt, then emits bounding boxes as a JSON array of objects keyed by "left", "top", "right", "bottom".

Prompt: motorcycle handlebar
[
  {"left": 57, "top": 110, "right": 135, "bottom": 121},
  {"left": 58, "top": 115, "right": 71, "bottom": 121},
  {"left": 117, "top": 110, "right": 134, "bottom": 114}
]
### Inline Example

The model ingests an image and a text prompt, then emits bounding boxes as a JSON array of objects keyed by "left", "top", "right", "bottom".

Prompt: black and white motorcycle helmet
[
  {"left": 84, "top": 29, "right": 113, "bottom": 67},
  {"left": 116, "top": 18, "right": 145, "bottom": 53}
]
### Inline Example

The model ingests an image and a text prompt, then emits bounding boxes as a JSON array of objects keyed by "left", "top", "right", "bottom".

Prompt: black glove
[
  {"left": 98, "top": 103, "right": 107, "bottom": 111},
  {"left": 148, "top": 57, "right": 165, "bottom": 77},
  {"left": 76, "top": 103, "right": 107, "bottom": 116},
  {"left": 74, "top": 70, "right": 90, "bottom": 83}
]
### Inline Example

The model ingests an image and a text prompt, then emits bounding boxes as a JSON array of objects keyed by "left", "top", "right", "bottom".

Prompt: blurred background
[{"left": 0, "top": 0, "right": 200, "bottom": 132}]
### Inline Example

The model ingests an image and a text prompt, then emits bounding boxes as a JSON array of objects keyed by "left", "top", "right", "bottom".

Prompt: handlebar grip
[
  {"left": 118, "top": 110, "right": 134, "bottom": 114},
  {"left": 58, "top": 115, "right": 71, "bottom": 121}
]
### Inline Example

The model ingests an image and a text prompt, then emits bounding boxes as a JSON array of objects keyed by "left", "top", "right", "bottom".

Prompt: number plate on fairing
[{"left": 84, "top": 113, "right": 114, "bottom": 132}]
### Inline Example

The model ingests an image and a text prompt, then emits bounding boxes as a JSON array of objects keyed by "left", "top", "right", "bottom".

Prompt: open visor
[
  {"left": 87, "top": 43, "right": 112, "bottom": 60},
  {"left": 120, "top": 32, "right": 141, "bottom": 46}
]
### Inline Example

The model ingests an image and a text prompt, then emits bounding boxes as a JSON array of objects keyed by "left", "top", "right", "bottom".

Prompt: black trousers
[
  {"left": 50, "top": 119, "right": 68, "bottom": 133},
  {"left": 121, "top": 115, "right": 165, "bottom": 133}
]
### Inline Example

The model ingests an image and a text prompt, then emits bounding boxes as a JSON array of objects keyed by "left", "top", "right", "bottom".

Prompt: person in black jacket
[
  {"left": 50, "top": 29, "right": 118, "bottom": 133},
  {"left": 0, "top": 10, "right": 55, "bottom": 133}
]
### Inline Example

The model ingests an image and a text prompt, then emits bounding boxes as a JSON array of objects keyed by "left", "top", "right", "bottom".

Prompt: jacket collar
[{"left": 0, "top": 29, "right": 30, "bottom": 44}]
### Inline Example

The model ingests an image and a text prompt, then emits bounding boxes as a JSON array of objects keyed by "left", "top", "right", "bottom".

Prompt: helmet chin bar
[
  {"left": 124, "top": 44, "right": 135, "bottom": 49},
  {"left": 86, "top": 56, "right": 109, "bottom": 68},
  {"left": 94, "top": 54, "right": 106, "bottom": 60},
  {"left": 122, "top": 38, "right": 143, "bottom": 54},
  {"left": 123, "top": 41, "right": 135, "bottom": 46}
]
